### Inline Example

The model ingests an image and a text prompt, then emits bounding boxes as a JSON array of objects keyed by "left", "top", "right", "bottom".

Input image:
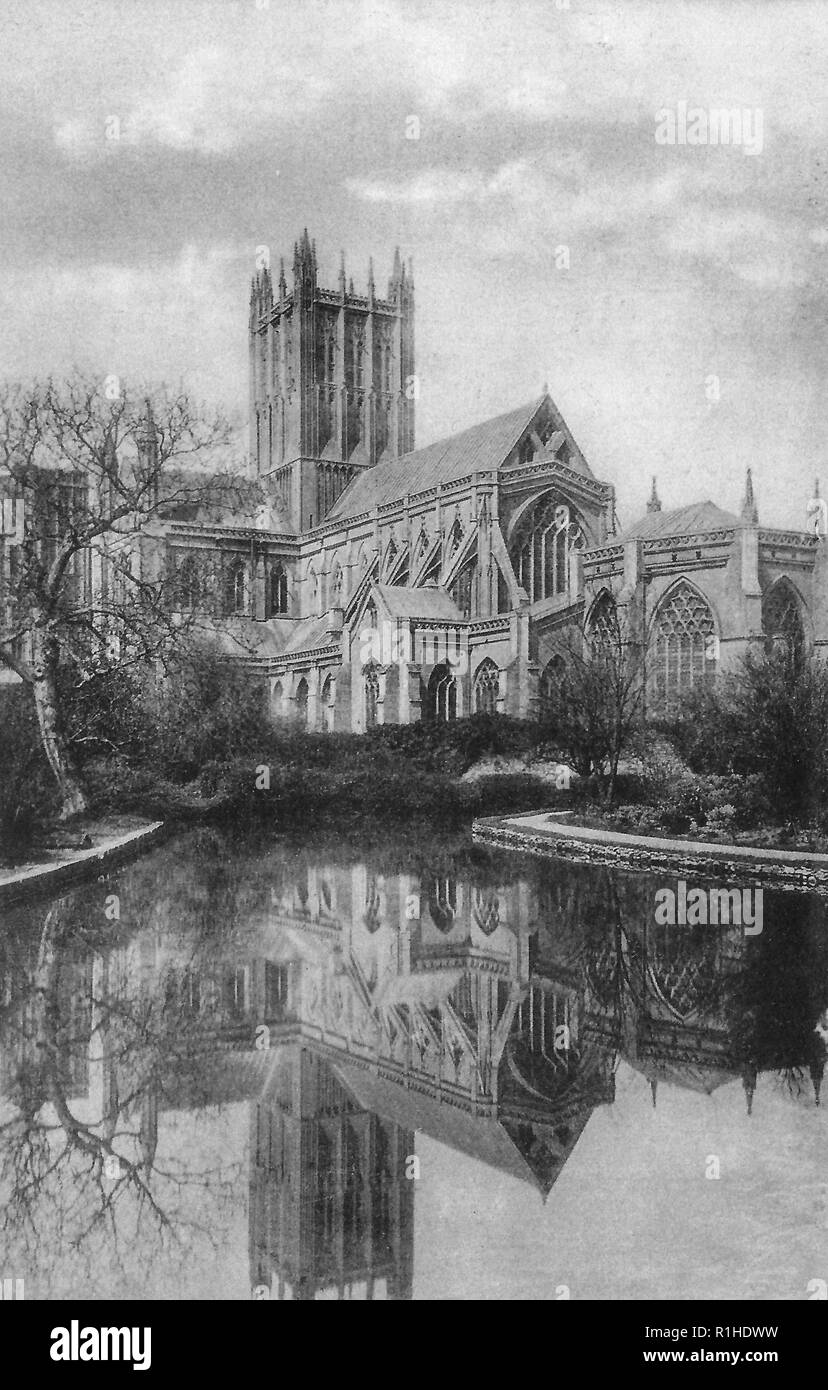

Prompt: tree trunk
[{"left": 30, "top": 628, "right": 88, "bottom": 820}]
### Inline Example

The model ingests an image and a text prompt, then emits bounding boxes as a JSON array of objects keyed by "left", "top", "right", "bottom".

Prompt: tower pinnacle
[{"left": 741, "top": 467, "right": 759, "bottom": 525}]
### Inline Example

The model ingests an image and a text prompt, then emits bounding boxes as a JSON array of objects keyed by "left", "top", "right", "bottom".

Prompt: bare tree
[
  {"left": 0, "top": 374, "right": 250, "bottom": 818},
  {"left": 0, "top": 897, "right": 245, "bottom": 1286},
  {"left": 541, "top": 601, "right": 645, "bottom": 805}
]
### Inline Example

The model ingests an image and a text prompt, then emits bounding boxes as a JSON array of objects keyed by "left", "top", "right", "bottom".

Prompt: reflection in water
[{"left": 0, "top": 828, "right": 826, "bottom": 1299}]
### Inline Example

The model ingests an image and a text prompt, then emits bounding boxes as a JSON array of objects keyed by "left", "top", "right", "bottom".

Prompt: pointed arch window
[
  {"left": 177, "top": 554, "right": 200, "bottom": 611},
  {"left": 451, "top": 560, "right": 477, "bottom": 618},
  {"left": 473, "top": 888, "right": 500, "bottom": 936},
  {"left": 651, "top": 580, "right": 716, "bottom": 709},
  {"left": 426, "top": 663, "right": 457, "bottom": 723},
  {"left": 587, "top": 592, "right": 619, "bottom": 662},
  {"left": 539, "top": 654, "right": 567, "bottom": 717},
  {"left": 428, "top": 876, "right": 457, "bottom": 933},
  {"left": 321, "top": 674, "right": 335, "bottom": 732},
  {"left": 364, "top": 664, "right": 380, "bottom": 729},
  {"left": 384, "top": 537, "right": 398, "bottom": 578},
  {"left": 225, "top": 558, "right": 246, "bottom": 615},
  {"left": 474, "top": 658, "right": 499, "bottom": 714},
  {"left": 330, "top": 565, "right": 344, "bottom": 606},
  {"left": 295, "top": 677, "right": 309, "bottom": 726},
  {"left": 352, "top": 334, "right": 364, "bottom": 389},
  {"left": 364, "top": 874, "right": 383, "bottom": 932},
  {"left": 510, "top": 494, "right": 576, "bottom": 604},
  {"left": 307, "top": 568, "right": 320, "bottom": 616},
  {"left": 268, "top": 561, "right": 289, "bottom": 616},
  {"left": 762, "top": 578, "right": 804, "bottom": 658}
]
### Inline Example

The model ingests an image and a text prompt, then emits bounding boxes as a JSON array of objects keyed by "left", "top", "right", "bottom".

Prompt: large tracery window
[
  {"left": 474, "top": 658, "right": 499, "bottom": 714},
  {"left": 762, "top": 578, "right": 804, "bottom": 657},
  {"left": 587, "top": 592, "right": 619, "bottom": 662},
  {"left": 510, "top": 495, "right": 577, "bottom": 605},
  {"left": 651, "top": 580, "right": 716, "bottom": 709}
]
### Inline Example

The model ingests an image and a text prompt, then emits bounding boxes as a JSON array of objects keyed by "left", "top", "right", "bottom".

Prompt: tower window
[{"left": 268, "top": 562, "right": 289, "bottom": 616}]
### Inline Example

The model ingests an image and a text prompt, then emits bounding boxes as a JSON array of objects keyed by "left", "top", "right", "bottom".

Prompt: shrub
[{"left": 670, "top": 648, "right": 828, "bottom": 824}]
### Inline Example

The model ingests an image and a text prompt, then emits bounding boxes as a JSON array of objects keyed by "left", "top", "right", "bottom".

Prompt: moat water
[{"left": 0, "top": 824, "right": 826, "bottom": 1301}]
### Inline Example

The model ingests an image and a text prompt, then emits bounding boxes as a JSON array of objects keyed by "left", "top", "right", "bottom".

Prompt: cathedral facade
[{"left": 159, "top": 230, "right": 827, "bottom": 731}]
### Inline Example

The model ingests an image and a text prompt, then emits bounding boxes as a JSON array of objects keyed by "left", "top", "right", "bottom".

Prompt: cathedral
[{"left": 159, "top": 229, "right": 827, "bottom": 730}]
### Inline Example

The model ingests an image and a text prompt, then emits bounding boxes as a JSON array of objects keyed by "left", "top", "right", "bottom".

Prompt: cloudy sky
[{"left": 1, "top": 0, "right": 827, "bottom": 527}]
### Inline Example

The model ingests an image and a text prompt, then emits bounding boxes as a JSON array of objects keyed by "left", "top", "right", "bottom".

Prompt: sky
[{"left": 1, "top": 0, "right": 828, "bottom": 528}]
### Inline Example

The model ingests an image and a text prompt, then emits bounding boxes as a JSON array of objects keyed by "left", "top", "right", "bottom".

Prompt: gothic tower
[{"left": 249, "top": 231, "right": 415, "bottom": 532}]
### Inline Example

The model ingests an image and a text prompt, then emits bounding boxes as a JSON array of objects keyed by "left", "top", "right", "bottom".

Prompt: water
[{"left": 0, "top": 825, "right": 826, "bottom": 1301}]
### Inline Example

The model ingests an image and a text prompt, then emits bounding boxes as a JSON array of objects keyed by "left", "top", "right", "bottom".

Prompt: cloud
[{"left": 0, "top": 240, "right": 249, "bottom": 413}]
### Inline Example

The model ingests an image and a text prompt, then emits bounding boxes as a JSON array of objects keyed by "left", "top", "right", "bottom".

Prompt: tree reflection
[{"left": 0, "top": 895, "right": 245, "bottom": 1294}]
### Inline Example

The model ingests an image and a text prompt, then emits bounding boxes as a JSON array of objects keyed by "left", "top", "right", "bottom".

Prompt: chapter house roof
[
  {"left": 615, "top": 500, "right": 740, "bottom": 543},
  {"left": 328, "top": 393, "right": 581, "bottom": 522}
]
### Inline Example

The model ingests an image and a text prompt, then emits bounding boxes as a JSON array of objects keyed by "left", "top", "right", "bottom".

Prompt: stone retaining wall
[
  {"left": 0, "top": 822, "right": 167, "bottom": 908},
  {"left": 473, "top": 815, "right": 828, "bottom": 894}
]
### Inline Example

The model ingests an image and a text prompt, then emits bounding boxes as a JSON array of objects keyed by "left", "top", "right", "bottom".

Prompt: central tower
[{"left": 249, "top": 230, "right": 415, "bottom": 531}]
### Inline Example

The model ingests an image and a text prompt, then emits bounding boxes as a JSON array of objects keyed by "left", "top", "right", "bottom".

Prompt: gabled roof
[
  {"left": 327, "top": 395, "right": 550, "bottom": 521},
  {"left": 375, "top": 583, "right": 463, "bottom": 621},
  {"left": 615, "top": 500, "right": 740, "bottom": 543},
  {"left": 331, "top": 1058, "right": 555, "bottom": 1195}
]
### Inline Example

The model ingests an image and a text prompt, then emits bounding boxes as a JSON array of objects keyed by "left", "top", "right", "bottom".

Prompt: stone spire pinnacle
[
  {"left": 741, "top": 467, "right": 759, "bottom": 525},
  {"left": 647, "top": 476, "right": 662, "bottom": 513}
]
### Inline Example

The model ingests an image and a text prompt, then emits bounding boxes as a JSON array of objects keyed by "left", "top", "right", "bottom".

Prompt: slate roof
[
  {"left": 615, "top": 500, "right": 740, "bottom": 544},
  {"left": 200, "top": 616, "right": 292, "bottom": 658},
  {"left": 280, "top": 613, "right": 337, "bottom": 655},
  {"left": 375, "top": 583, "right": 463, "bottom": 621},
  {"left": 330, "top": 1058, "right": 555, "bottom": 1194},
  {"left": 327, "top": 396, "right": 548, "bottom": 521}
]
